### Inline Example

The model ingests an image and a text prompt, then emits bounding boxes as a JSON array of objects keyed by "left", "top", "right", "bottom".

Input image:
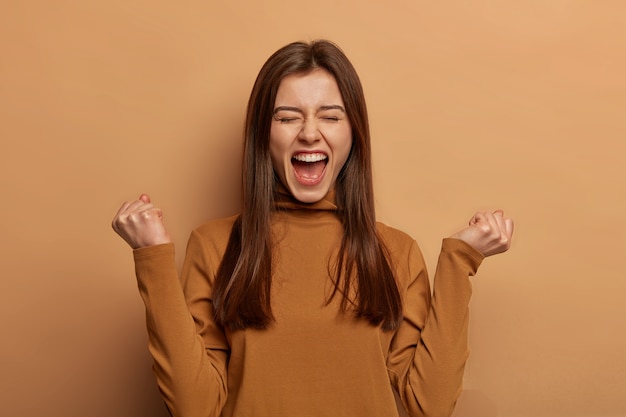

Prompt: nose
[{"left": 298, "top": 117, "right": 321, "bottom": 144}]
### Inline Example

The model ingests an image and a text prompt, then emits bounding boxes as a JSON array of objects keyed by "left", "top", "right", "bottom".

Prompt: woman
[{"left": 112, "top": 40, "right": 513, "bottom": 417}]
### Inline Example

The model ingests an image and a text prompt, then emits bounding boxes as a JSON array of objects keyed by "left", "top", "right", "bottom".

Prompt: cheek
[
  {"left": 269, "top": 130, "right": 287, "bottom": 172},
  {"left": 337, "top": 145, "right": 352, "bottom": 173},
  {"left": 268, "top": 145, "right": 281, "bottom": 173},
  {"left": 335, "top": 129, "right": 353, "bottom": 169}
]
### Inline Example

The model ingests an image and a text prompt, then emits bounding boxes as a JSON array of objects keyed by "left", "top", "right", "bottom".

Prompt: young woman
[{"left": 112, "top": 40, "right": 513, "bottom": 417}]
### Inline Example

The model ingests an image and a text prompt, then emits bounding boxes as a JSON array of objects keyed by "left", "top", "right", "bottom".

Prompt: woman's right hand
[{"left": 112, "top": 194, "right": 172, "bottom": 249}]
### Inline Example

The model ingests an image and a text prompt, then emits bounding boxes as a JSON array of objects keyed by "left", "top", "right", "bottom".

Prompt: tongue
[{"left": 292, "top": 160, "right": 326, "bottom": 179}]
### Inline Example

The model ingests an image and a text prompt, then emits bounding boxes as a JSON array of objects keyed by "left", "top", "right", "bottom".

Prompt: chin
[{"left": 288, "top": 184, "right": 329, "bottom": 204}]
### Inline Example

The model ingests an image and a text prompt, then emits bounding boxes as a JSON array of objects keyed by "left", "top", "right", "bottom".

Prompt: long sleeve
[
  {"left": 133, "top": 232, "right": 229, "bottom": 417},
  {"left": 387, "top": 238, "right": 484, "bottom": 417}
]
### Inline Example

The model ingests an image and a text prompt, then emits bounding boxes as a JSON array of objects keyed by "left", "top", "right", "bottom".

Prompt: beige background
[{"left": 1, "top": 1, "right": 624, "bottom": 416}]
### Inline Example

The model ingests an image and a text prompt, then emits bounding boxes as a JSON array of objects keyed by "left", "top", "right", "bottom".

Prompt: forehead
[{"left": 274, "top": 68, "right": 344, "bottom": 107}]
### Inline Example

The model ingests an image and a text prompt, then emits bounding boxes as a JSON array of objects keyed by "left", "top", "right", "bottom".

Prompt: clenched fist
[
  {"left": 450, "top": 210, "right": 514, "bottom": 257},
  {"left": 112, "top": 194, "right": 171, "bottom": 249}
]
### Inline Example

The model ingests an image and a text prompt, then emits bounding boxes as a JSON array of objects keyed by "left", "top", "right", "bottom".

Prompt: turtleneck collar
[{"left": 273, "top": 183, "right": 338, "bottom": 212}]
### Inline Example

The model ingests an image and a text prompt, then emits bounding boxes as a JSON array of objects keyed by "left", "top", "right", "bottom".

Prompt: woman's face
[{"left": 269, "top": 68, "right": 353, "bottom": 204}]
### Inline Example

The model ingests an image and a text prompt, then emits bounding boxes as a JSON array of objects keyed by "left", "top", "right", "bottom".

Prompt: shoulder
[
  {"left": 376, "top": 222, "right": 427, "bottom": 287},
  {"left": 194, "top": 214, "right": 239, "bottom": 238},
  {"left": 376, "top": 221, "right": 424, "bottom": 263},
  {"left": 376, "top": 222, "right": 417, "bottom": 253},
  {"left": 188, "top": 214, "right": 239, "bottom": 253}
]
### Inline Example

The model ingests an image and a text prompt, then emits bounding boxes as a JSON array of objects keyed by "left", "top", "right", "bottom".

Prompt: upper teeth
[{"left": 293, "top": 153, "right": 327, "bottom": 163}]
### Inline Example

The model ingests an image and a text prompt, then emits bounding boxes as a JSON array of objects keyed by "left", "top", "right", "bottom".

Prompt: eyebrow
[{"left": 273, "top": 105, "right": 346, "bottom": 115}]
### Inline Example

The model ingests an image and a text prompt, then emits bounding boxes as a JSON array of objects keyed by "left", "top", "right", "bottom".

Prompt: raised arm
[
  {"left": 112, "top": 195, "right": 228, "bottom": 417},
  {"left": 389, "top": 210, "right": 513, "bottom": 417}
]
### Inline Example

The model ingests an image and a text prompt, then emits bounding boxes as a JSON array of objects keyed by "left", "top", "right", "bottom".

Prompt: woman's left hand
[{"left": 450, "top": 210, "right": 514, "bottom": 257}]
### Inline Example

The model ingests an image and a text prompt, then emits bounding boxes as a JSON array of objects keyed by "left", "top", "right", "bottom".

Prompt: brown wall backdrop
[{"left": 1, "top": 1, "right": 624, "bottom": 416}]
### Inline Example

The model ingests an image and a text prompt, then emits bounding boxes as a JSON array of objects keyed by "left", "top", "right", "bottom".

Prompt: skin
[
  {"left": 269, "top": 68, "right": 352, "bottom": 204},
  {"left": 112, "top": 194, "right": 170, "bottom": 249},
  {"left": 112, "top": 71, "right": 514, "bottom": 255}
]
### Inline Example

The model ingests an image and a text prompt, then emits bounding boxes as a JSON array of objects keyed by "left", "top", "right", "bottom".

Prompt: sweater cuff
[
  {"left": 441, "top": 238, "right": 484, "bottom": 273},
  {"left": 133, "top": 243, "right": 179, "bottom": 295},
  {"left": 133, "top": 243, "right": 175, "bottom": 261}
]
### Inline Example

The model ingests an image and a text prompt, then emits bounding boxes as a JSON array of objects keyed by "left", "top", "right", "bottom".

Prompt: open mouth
[{"left": 291, "top": 152, "right": 328, "bottom": 183}]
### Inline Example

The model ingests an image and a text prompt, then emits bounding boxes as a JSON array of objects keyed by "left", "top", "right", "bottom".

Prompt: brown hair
[{"left": 212, "top": 40, "right": 402, "bottom": 331}]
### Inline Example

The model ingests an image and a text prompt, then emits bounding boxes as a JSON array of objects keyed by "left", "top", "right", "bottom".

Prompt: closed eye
[
  {"left": 274, "top": 115, "right": 301, "bottom": 123},
  {"left": 273, "top": 106, "right": 303, "bottom": 124}
]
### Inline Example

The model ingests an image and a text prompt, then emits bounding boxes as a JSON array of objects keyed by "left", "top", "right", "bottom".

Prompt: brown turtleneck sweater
[{"left": 132, "top": 192, "right": 483, "bottom": 417}]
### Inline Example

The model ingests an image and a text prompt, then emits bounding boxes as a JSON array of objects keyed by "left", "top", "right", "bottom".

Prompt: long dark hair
[{"left": 212, "top": 40, "right": 402, "bottom": 331}]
